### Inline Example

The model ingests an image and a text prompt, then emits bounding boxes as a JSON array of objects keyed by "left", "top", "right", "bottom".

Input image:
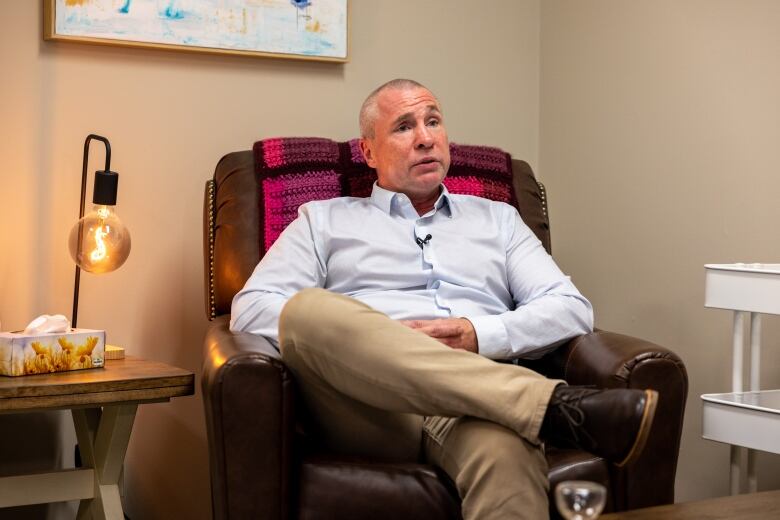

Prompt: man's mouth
[{"left": 413, "top": 157, "right": 439, "bottom": 167}]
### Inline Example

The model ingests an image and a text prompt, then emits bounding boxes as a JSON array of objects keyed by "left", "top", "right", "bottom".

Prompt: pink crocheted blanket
[{"left": 253, "top": 137, "right": 515, "bottom": 253}]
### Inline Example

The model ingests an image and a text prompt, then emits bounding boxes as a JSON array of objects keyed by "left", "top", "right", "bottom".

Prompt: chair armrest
[
  {"left": 526, "top": 330, "right": 687, "bottom": 389},
  {"left": 525, "top": 330, "right": 688, "bottom": 511},
  {"left": 202, "top": 316, "right": 295, "bottom": 520}
]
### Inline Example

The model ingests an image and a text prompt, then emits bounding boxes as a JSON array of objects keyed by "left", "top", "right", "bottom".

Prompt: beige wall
[
  {"left": 540, "top": 0, "right": 780, "bottom": 502},
  {"left": 0, "top": 1, "right": 540, "bottom": 518},
  {"left": 8, "top": 0, "right": 777, "bottom": 514}
]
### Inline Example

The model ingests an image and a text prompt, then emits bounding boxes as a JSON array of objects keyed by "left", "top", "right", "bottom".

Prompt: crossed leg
[{"left": 279, "top": 288, "right": 559, "bottom": 519}]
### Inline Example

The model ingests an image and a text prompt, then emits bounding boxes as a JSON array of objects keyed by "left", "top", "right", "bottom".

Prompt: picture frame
[{"left": 43, "top": 0, "right": 349, "bottom": 63}]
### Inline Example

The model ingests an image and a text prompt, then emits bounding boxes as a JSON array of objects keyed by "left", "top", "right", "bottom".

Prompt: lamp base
[{"left": 105, "top": 344, "right": 125, "bottom": 360}]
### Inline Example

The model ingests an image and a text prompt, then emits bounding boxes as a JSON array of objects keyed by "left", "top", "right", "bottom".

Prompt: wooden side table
[{"left": 0, "top": 357, "right": 194, "bottom": 519}]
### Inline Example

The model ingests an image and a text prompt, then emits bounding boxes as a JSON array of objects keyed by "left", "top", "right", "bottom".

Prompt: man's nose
[{"left": 415, "top": 125, "right": 434, "bottom": 149}]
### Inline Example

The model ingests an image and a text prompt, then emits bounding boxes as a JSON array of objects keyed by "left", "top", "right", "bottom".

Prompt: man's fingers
[
  {"left": 418, "top": 323, "right": 461, "bottom": 338},
  {"left": 400, "top": 319, "right": 466, "bottom": 339},
  {"left": 433, "top": 336, "right": 458, "bottom": 348},
  {"left": 400, "top": 320, "right": 423, "bottom": 328},
  {"left": 400, "top": 319, "right": 437, "bottom": 331},
  {"left": 436, "top": 337, "right": 472, "bottom": 351},
  {"left": 399, "top": 318, "right": 477, "bottom": 353}
]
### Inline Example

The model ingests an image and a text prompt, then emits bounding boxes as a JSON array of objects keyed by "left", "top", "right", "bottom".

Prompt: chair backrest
[{"left": 204, "top": 144, "right": 551, "bottom": 320}]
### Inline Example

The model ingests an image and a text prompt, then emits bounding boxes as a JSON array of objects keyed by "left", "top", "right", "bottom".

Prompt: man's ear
[{"left": 359, "top": 138, "right": 377, "bottom": 168}]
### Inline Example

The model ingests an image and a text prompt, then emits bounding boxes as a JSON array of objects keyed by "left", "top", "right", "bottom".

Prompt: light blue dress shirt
[{"left": 230, "top": 183, "right": 593, "bottom": 360}]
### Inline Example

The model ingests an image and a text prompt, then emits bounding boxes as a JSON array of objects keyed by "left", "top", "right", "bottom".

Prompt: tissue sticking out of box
[{"left": 23, "top": 314, "right": 71, "bottom": 335}]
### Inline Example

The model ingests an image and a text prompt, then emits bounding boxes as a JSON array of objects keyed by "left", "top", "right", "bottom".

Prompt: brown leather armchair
[{"left": 202, "top": 148, "right": 688, "bottom": 519}]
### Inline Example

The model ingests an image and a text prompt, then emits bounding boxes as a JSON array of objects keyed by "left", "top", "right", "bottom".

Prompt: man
[{"left": 231, "top": 79, "right": 657, "bottom": 519}]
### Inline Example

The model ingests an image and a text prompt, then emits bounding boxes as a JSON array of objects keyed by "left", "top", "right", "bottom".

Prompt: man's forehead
[{"left": 376, "top": 87, "right": 442, "bottom": 116}]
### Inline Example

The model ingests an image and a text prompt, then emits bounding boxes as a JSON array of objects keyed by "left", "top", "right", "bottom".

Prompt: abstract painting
[{"left": 44, "top": 0, "right": 348, "bottom": 62}]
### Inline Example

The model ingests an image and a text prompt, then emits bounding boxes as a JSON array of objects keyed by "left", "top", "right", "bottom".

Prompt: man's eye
[
  {"left": 396, "top": 124, "right": 410, "bottom": 132},
  {"left": 427, "top": 119, "right": 440, "bottom": 127}
]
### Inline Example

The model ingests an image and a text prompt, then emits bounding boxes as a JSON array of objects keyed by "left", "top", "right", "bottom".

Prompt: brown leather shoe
[{"left": 539, "top": 386, "right": 658, "bottom": 467}]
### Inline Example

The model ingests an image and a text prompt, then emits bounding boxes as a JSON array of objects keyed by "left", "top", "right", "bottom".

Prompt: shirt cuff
[{"left": 466, "top": 314, "right": 510, "bottom": 359}]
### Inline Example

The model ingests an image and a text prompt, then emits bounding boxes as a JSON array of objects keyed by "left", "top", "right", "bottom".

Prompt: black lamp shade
[{"left": 93, "top": 170, "right": 119, "bottom": 206}]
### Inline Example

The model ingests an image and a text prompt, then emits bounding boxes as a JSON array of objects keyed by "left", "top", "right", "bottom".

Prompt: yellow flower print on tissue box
[{"left": 0, "top": 329, "right": 105, "bottom": 376}]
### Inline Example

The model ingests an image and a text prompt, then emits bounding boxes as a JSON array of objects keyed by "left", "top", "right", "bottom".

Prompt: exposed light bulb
[{"left": 68, "top": 204, "right": 131, "bottom": 274}]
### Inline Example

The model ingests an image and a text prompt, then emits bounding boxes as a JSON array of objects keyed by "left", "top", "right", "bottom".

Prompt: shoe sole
[{"left": 615, "top": 389, "right": 658, "bottom": 467}]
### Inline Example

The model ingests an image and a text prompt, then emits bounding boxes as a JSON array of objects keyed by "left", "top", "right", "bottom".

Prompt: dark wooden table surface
[
  {"left": 601, "top": 489, "right": 780, "bottom": 519},
  {"left": 0, "top": 356, "right": 194, "bottom": 412}
]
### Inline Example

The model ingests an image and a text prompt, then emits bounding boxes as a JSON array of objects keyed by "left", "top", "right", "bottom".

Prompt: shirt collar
[{"left": 370, "top": 182, "right": 455, "bottom": 218}]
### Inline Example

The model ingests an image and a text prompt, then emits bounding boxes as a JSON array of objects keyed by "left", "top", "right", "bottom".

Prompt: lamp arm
[
  {"left": 78, "top": 135, "right": 111, "bottom": 220},
  {"left": 72, "top": 134, "right": 112, "bottom": 329}
]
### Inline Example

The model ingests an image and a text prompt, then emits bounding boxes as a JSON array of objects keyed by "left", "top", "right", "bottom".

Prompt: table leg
[
  {"left": 73, "top": 408, "right": 100, "bottom": 520},
  {"left": 732, "top": 311, "right": 745, "bottom": 394},
  {"left": 747, "top": 450, "right": 758, "bottom": 493},
  {"left": 749, "top": 313, "right": 762, "bottom": 392},
  {"left": 729, "top": 311, "right": 746, "bottom": 495},
  {"left": 746, "top": 312, "right": 762, "bottom": 493},
  {"left": 72, "top": 404, "right": 138, "bottom": 520},
  {"left": 730, "top": 446, "right": 741, "bottom": 495}
]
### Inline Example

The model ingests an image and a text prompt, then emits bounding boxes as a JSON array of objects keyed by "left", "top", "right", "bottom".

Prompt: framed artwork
[{"left": 43, "top": 0, "right": 349, "bottom": 62}]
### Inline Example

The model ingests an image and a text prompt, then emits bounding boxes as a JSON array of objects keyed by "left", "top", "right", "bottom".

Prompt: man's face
[{"left": 360, "top": 87, "right": 450, "bottom": 200}]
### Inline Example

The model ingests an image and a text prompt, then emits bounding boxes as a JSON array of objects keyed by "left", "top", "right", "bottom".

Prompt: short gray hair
[{"left": 359, "top": 79, "right": 430, "bottom": 138}]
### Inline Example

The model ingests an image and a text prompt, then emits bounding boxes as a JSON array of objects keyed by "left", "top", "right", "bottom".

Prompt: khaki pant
[{"left": 279, "top": 288, "right": 562, "bottom": 520}]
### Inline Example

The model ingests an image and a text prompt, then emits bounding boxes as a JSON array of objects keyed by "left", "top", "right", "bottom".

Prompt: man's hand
[{"left": 400, "top": 318, "right": 478, "bottom": 353}]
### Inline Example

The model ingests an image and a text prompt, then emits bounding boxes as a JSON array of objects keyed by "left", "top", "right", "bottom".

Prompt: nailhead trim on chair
[
  {"left": 207, "top": 179, "right": 217, "bottom": 320},
  {"left": 537, "top": 181, "right": 548, "bottom": 220}
]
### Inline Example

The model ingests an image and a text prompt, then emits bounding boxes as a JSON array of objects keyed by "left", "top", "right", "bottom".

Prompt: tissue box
[{"left": 0, "top": 329, "right": 105, "bottom": 376}]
